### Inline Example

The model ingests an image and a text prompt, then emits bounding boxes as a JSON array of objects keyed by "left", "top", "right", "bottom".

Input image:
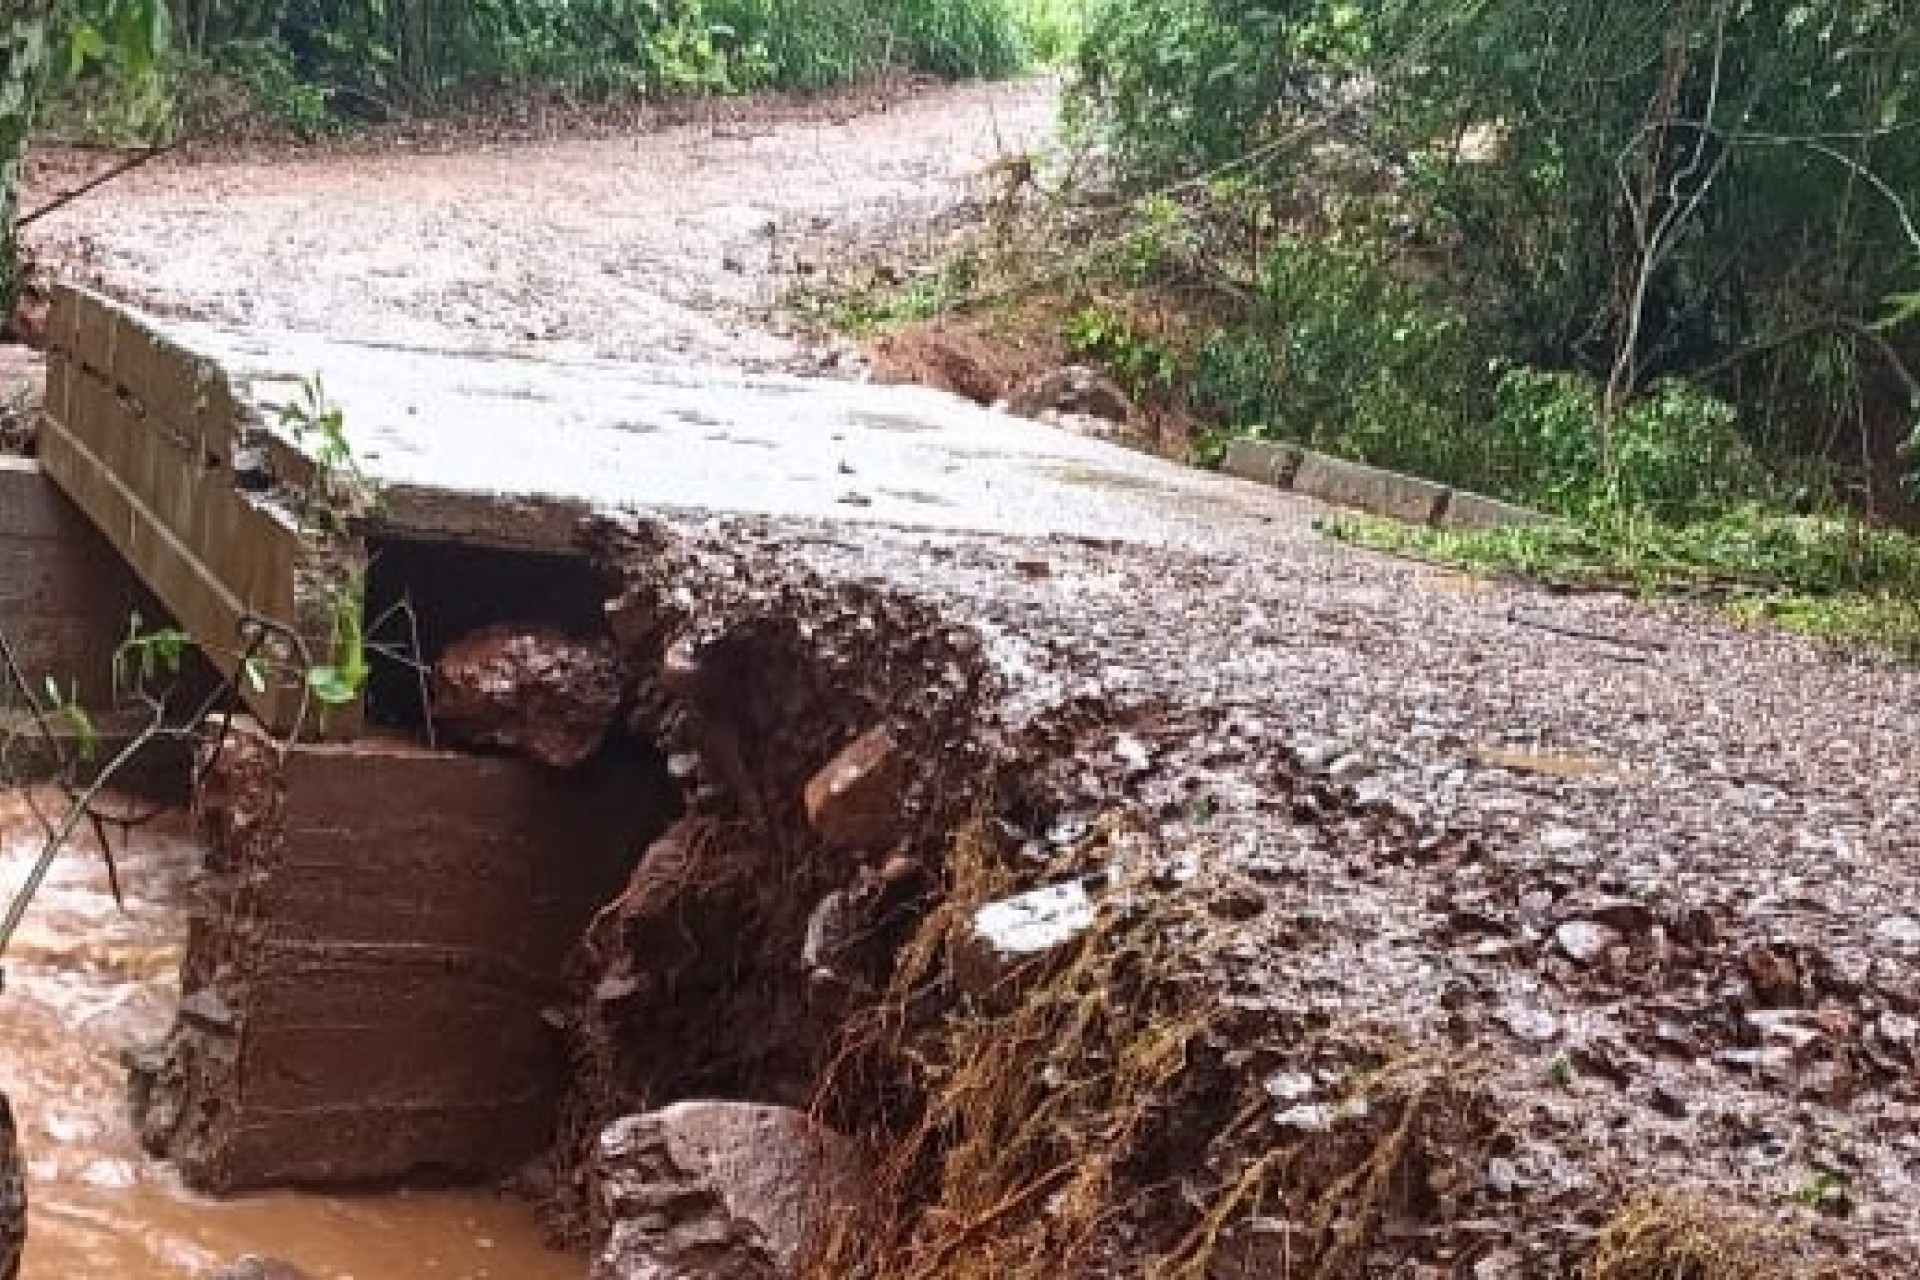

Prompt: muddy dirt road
[
  {"left": 23, "top": 80, "right": 1055, "bottom": 372},
  {"left": 10, "top": 70, "right": 1920, "bottom": 1278}
]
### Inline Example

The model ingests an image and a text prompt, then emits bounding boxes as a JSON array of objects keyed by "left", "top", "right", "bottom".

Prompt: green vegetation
[
  {"left": 3, "top": 1, "right": 170, "bottom": 305},
  {"left": 1332, "top": 509, "right": 1920, "bottom": 655},
  {"left": 122, "top": 0, "right": 1051, "bottom": 135},
  {"left": 843, "top": 0, "right": 1920, "bottom": 654},
  {"left": 1068, "top": 0, "right": 1920, "bottom": 489}
]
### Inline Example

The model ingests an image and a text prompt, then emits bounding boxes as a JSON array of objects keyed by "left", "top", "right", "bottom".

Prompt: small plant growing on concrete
[
  {"left": 268, "top": 376, "right": 379, "bottom": 722},
  {"left": 306, "top": 577, "right": 368, "bottom": 715},
  {"left": 275, "top": 375, "right": 379, "bottom": 534}
]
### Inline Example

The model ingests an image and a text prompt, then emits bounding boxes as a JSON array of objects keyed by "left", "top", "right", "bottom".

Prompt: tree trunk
[{"left": 1, "top": 0, "right": 54, "bottom": 315}]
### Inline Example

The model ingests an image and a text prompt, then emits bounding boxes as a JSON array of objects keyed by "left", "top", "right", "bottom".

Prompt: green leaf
[
  {"left": 307, "top": 666, "right": 362, "bottom": 707},
  {"left": 67, "top": 23, "right": 108, "bottom": 75},
  {"left": 1880, "top": 289, "right": 1920, "bottom": 331},
  {"left": 64, "top": 703, "right": 97, "bottom": 765}
]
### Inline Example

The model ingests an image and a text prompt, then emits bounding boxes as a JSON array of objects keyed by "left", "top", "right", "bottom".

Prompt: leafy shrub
[
  {"left": 1063, "top": 303, "right": 1177, "bottom": 400},
  {"left": 213, "top": 38, "right": 337, "bottom": 134},
  {"left": 889, "top": 0, "right": 1025, "bottom": 80},
  {"left": 1018, "top": 0, "right": 1087, "bottom": 66},
  {"left": 1071, "top": 0, "right": 1291, "bottom": 181},
  {"left": 1073, "top": 0, "right": 1920, "bottom": 512},
  {"left": 1485, "top": 370, "right": 1769, "bottom": 520},
  {"left": 161, "top": 0, "right": 1035, "bottom": 116},
  {"left": 1188, "top": 238, "right": 1488, "bottom": 486}
]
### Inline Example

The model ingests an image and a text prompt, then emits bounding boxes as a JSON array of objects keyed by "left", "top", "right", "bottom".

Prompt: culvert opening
[
  {"left": 360, "top": 537, "right": 616, "bottom": 734},
  {"left": 132, "top": 520, "right": 998, "bottom": 1271}
]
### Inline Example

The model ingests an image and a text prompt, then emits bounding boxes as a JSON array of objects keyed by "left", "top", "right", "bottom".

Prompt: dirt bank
[
  {"left": 21, "top": 80, "right": 1056, "bottom": 374},
  {"left": 531, "top": 505, "right": 1919, "bottom": 1275}
]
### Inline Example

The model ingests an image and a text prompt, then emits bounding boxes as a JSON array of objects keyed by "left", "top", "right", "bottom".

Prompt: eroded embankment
[
  {"left": 126, "top": 510, "right": 1914, "bottom": 1280},
  {"left": 539, "top": 517, "right": 994, "bottom": 1241},
  {"left": 537, "top": 517, "right": 1903, "bottom": 1278}
]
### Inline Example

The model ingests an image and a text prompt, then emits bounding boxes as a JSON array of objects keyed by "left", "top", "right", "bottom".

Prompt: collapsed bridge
[
  {"left": 8, "top": 286, "right": 1913, "bottom": 1278},
  {"left": 5, "top": 285, "right": 1300, "bottom": 1263}
]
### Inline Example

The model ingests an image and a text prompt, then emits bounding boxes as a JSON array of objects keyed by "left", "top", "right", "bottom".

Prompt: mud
[
  {"left": 866, "top": 317, "right": 1060, "bottom": 408},
  {"left": 528, "top": 508, "right": 1920, "bottom": 1277},
  {"left": 535, "top": 518, "right": 990, "bottom": 1240},
  {"left": 14, "top": 493, "right": 1917, "bottom": 1277},
  {"left": 21, "top": 81, "right": 1057, "bottom": 374},
  {"left": 431, "top": 625, "right": 623, "bottom": 769},
  {"left": 0, "top": 791, "right": 583, "bottom": 1279},
  {"left": 13, "top": 61, "right": 1919, "bottom": 1280}
]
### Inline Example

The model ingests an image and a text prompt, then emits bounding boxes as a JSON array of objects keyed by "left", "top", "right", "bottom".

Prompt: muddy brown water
[{"left": 0, "top": 793, "right": 582, "bottom": 1280}]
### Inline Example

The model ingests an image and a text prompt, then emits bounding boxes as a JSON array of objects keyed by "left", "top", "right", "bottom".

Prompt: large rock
[
  {"left": 952, "top": 879, "right": 1098, "bottom": 998},
  {"left": 1005, "top": 365, "right": 1134, "bottom": 424},
  {"left": 431, "top": 623, "right": 623, "bottom": 768},
  {"left": 593, "top": 1103, "right": 871, "bottom": 1280},
  {"left": 206, "top": 1259, "right": 313, "bottom": 1280},
  {"left": 803, "top": 726, "right": 907, "bottom": 854}
]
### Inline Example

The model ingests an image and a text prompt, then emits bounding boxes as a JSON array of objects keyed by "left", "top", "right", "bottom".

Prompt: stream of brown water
[{"left": 0, "top": 792, "right": 584, "bottom": 1280}]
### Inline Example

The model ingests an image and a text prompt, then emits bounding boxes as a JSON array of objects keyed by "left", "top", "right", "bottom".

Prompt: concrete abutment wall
[
  {"left": 0, "top": 456, "right": 153, "bottom": 708},
  {"left": 134, "top": 719, "right": 677, "bottom": 1190}
]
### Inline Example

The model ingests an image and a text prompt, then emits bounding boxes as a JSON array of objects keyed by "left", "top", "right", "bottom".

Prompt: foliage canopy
[{"left": 1073, "top": 0, "right": 1920, "bottom": 513}]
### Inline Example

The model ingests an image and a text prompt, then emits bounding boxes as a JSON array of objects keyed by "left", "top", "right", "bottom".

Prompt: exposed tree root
[{"left": 1582, "top": 1194, "right": 1830, "bottom": 1280}]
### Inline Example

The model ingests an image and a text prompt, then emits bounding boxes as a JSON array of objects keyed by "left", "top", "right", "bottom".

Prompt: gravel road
[
  {"left": 20, "top": 75, "right": 1920, "bottom": 1271},
  {"left": 741, "top": 492, "right": 1920, "bottom": 1271},
  {"left": 24, "top": 79, "right": 1055, "bottom": 371}
]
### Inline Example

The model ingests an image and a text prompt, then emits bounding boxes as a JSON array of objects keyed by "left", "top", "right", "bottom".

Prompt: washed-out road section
[
  {"left": 8, "top": 71, "right": 1920, "bottom": 1274},
  {"left": 31, "top": 282, "right": 1920, "bottom": 1269}
]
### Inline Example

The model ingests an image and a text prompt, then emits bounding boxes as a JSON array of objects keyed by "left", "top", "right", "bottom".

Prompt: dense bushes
[
  {"left": 162, "top": 0, "right": 1035, "bottom": 124},
  {"left": 1070, "top": 0, "right": 1920, "bottom": 520}
]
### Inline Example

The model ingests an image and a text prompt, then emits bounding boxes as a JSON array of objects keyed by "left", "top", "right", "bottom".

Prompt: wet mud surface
[
  {"left": 22, "top": 81, "right": 1055, "bottom": 373},
  {"left": 556, "top": 506, "right": 1920, "bottom": 1274},
  {"left": 0, "top": 793, "right": 582, "bottom": 1279},
  {"left": 11, "top": 68, "right": 1920, "bottom": 1278}
]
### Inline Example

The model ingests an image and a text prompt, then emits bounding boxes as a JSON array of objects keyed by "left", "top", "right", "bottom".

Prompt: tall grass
[
  {"left": 158, "top": 0, "right": 1048, "bottom": 124},
  {"left": 708, "top": 0, "right": 1029, "bottom": 92},
  {"left": 1013, "top": 0, "right": 1089, "bottom": 65}
]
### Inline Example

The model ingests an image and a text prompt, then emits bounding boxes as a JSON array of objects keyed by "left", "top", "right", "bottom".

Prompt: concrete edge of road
[{"left": 1218, "top": 438, "right": 1557, "bottom": 532}]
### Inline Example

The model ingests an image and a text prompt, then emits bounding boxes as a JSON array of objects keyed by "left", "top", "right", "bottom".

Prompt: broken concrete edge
[{"left": 1218, "top": 437, "right": 1557, "bottom": 531}]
